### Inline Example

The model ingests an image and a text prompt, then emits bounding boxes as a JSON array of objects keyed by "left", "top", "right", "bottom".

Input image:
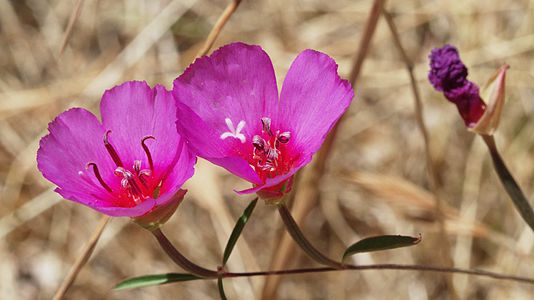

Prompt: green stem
[
  {"left": 221, "top": 263, "right": 534, "bottom": 285},
  {"left": 277, "top": 202, "right": 344, "bottom": 268},
  {"left": 481, "top": 134, "right": 534, "bottom": 232},
  {"left": 152, "top": 228, "right": 219, "bottom": 278},
  {"left": 117, "top": 263, "right": 534, "bottom": 289}
]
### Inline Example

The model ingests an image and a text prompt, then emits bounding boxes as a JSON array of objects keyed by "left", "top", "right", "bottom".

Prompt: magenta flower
[
  {"left": 173, "top": 43, "right": 354, "bottom": 199},
  {"left": 37, "top": 81, "right": 195, "bottom": 224},
  {"left": 428, "top": 44, "right": 486, "bottom": 127}
]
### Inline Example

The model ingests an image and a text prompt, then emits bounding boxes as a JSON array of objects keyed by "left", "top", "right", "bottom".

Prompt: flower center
[
  {"left": 250, "top": 117, "right": 291, "bottom": 181},
  {"left": 85, "top": 131, "right": 158, "bottom": 206}
]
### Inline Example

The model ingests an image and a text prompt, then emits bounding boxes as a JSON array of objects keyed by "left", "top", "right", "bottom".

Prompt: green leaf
[
  {"left": 218, "top": 277, "right": 228, "bottom": 300},
  {"left": 222, "top": 198, "right": 258, "bottom": 266},
  {"left": 114, "top": 273, "right": 201, "bottom": 290},
  {"left": 278, "top": 203, "right": 341, "bottom": 268},
  {"left": 343, "top": 234, "right": 421, "bottom": 260},
  {"left": 483, "top": 135, "right": 534, "bottom": 233}
]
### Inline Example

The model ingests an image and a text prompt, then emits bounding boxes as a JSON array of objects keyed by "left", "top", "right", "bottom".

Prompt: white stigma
[{"left": 220, "top": 117, "right": 246, "bottom": 143}]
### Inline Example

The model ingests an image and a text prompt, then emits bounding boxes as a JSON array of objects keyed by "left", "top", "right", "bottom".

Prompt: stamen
[
  {"left": 251, "top": 118, "right": 293, "bottom": 180},
  {"left": 114, "top": 167, "right": 144, "bottom": 197},
  {"left": 133, "top": 160, "right": 150, "bottom": 188},
  {"left": 278, "top": 131, "right": 291, "bottom": 144},
  {"left": 86, "top": 162, "right": 113, "bottom": 193},
  {"left": 141, "top": 136, "right": 156, "bottom": 171},
  {"left": 139, "top": 169, "right": 151, "bottom": 177},
  {"left": 261, "top": 117, "right": 273, "bottom": 136},
  {"left": 133, "top": 160, "right": 142, "bottom": 174},
  {"left": 252, "top": 135, "right": 266, "bottom": 151},
  {"left": 266, "top": 148, "right": 279, "bottom": 161},
  {"left": 103, "top": 130, "right": 124, "bottom": 167}
]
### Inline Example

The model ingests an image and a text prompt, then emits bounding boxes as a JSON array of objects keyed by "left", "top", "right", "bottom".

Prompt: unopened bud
[{"left": 470, "top": 64, "right": 509, "bottom": 135}]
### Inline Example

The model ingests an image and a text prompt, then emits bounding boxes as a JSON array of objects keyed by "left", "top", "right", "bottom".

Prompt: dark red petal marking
[
  {"left": 138, "top": 175, "right": 149, "bottom": 189},
  {"left": 103, "top": 130, "right": 124, "bottom": 167},
  {"left": 141, "top": 135, "right": 156, "bottom": 171},
  {"left": 86, "top": 162, "right": 113, "bottom": 193}
]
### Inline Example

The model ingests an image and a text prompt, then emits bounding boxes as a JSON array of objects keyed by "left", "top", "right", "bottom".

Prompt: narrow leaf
[
  {"left": 343, "top": 234, "right": 421, "bottom": 260},
  {"left": 483, "top": 135, "right": 534, "bottom": 232},
  {"left": 222, "top": 198, "right": 258, "bottom": 265},
  {"left": 278, "top": 203, "right": 342, "bottom": 268},
  {"left": 114, "top": 273, "right": 201, "bottom": 290},
  {"left": 218, "top": 277, "right": 228, "bottom": 300}
]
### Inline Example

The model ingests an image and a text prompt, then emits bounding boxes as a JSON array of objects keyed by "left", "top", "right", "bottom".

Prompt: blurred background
[{"left": 1, "top": 0, "right": 534, "bottom": 299}]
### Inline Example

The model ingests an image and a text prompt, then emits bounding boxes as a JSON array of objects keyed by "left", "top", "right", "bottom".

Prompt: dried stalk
[
  {"left": 59, "top": 0, "right": 85, "bottom": 56},
  {"left": 381, "top": 7, "right": 457, "bottom": 298},
  {"left": 51, "top": 0, "right": 243, "bottom": 297},
  {"left": 261, "top": 1, "right": 385, "bottom": 298},
  {"left": 196, "top": 0, "right": 243, "bottom": 57},
  {"left": 53, "top": 215, "right": 109, "bottom": 300}
]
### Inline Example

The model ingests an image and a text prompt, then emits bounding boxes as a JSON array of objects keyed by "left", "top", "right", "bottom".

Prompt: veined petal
[
  {"left": 100, "top": 81, "right": 181, "bottom": 177},
  {"left": 173, "top": 42, "right": 278, "bottom": 184},
  {"left": 39, "top": 82, "right": 193, "bottom": 219},
  {"left": 278, "top": 49, "right": 354, "bottom": 157},
  {"left": 210, "top": 156, "right": 262, "bottom": 184},
  {"left": 58, "top": 188, "right": 156, "bottom": 217},
  {"left": 157, "top": 140, "right": 196, "bottom": 202},
  {"left": 174, "top": 101, "right": 262, "bottom": 184},
  {"left": 37, "top": 108, "right": 117, "bottom": 209}
]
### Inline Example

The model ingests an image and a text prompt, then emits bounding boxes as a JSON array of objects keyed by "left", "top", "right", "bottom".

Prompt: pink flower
[
  {"left": 173, "top": 43, "right": 353, "bottom": 199},
  {"left": 37, "top": 81, "right": 195, "bottom": 224}
]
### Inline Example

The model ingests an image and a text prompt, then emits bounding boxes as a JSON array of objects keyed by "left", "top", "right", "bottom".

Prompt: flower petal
[
  {"left": 278, "top": 49, "right": 354, "bottom": 157},
  {"left": 57, "top": 188, "right": 156, "bottom": 217},
  {"left": 235, "top": 155, "right": 312, "bottom": 195},
  {"left": 174, "top": 101, "right": 262, "bottom": 184},
  {"left": 100, "top": 81, "right": 181, "bottom": 177},
  {"left": 37, "top": 108, "right": 117, "bottom": 209},
  {"left": 157, "top": 140, "right": 196, "bottom": 202},
  {"left": 173, "top": 42, "right": 278, "bottom": 184}
]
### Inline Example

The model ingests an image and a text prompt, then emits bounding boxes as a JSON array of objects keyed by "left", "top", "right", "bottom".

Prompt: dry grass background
[{"left": 1, "top": 0, "right": 534, "bottom": 299}]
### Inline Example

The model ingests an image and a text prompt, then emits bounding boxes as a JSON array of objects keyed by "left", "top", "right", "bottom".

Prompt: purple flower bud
[
  {"left": 428, "top": 45, "right": 468, "bottom": 92},
  {"left": 428, "top": 45, "right": 486, "bottom": 127},
  {"left": 445, "top": 81, "right": 486, "bottom": 127}
]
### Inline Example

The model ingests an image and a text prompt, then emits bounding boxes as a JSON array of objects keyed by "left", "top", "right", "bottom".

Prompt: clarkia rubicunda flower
[
  {"left": 37, "top": 81, "right": 195, "bottom": 229},
  {"left": 428, "top": 44, "right": 508, "bottom": 135},
  {"left": 173, "top": 43, "right": 354, "bottom": 200}
]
